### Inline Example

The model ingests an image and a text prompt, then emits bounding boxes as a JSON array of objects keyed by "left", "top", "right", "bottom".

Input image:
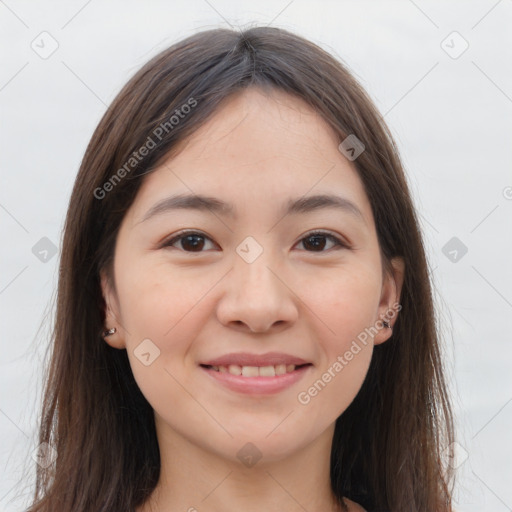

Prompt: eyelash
[{"left": 162, "top": 229, "right": 350, "bottom": 253}]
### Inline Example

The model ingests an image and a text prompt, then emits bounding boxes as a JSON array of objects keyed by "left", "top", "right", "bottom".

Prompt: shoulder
[{"left": 343, "top": 497, "right": 367, "bottom": 512}]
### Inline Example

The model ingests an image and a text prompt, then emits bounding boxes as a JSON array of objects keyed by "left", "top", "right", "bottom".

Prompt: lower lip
[{"left": 200, "top": 365, "right": 312, "bottom": 395}]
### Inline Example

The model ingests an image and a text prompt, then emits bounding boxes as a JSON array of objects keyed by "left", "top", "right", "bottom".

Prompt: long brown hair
[{"left": 24, "top": 26, "right": 456, "bottom": 512}]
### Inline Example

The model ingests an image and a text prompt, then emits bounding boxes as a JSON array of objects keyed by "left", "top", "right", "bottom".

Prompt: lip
[
  {"left": 200, "top": 364, "right": 312, "bottom": 395},
  {"left": 200, "top": 351, "right": 310, "bottom": 367}
]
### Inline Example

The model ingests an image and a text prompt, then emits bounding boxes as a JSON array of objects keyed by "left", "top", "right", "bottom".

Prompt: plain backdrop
[{"left": 1, "top": 1, "right": 511, "bottom": 511}]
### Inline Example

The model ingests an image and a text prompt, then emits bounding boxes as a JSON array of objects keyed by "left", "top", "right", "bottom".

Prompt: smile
[
  {"left": 200, "top": 363, "right": 313, "bottom": 395},
  {"left": 201, "top": 363, "right": 310, "bottom": 377}
]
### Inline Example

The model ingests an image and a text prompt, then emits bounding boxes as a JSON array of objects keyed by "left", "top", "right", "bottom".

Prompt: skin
[{"left": 101, "top": 87, "right": 404, "bottom": 512}]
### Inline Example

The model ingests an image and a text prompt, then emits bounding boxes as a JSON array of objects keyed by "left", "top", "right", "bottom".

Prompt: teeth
[
  {"left": 242, "top": 366, "right": 259, "bottom": 377},
  {"left": 228, "top": 364, "right": 242, "bottom": 376},
  {"left": 275, "top": 364, "right": 287, "bottom": 375},
  {"left": 259, "top": 365, "right": 275, "bottom": 377},
  {"left": 210, "top": 364, "right": 300, "bottom": 377}
]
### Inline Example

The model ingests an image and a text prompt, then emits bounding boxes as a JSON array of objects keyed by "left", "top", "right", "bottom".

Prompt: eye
[
  {"left": 295, "top": 231, "right": 348, "bottom": 252},
  {"left": 162, "top": 230, "right": 349, "bottom": 253},
  {"left": 163, "top": 230, "right": 217, "bottom": 252}
]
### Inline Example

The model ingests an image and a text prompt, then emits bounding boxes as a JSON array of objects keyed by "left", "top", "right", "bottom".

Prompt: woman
[{"left": 26, "top": 26, "right": 456, "bottom": 512}]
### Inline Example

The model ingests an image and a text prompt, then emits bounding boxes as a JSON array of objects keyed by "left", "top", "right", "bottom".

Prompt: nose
[{"left": 215, "top": 251, "right": 299, "bottom": 334}]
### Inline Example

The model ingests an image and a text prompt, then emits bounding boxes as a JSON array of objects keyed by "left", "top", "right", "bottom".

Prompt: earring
[
  {"left": 382, "top": 320, "right": 391, "bottom": 329},
  {"left": 102, "top": 327, "right": 117, "bottom": 337}
]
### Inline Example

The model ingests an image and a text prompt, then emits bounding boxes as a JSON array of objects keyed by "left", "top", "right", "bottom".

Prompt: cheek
[
  {"left": 295, "top": 267, "right": 379, "bottom": 413},
  {"left": 117, "top": 266, "right": 214, "bottom": 422},
  {"left": 304, "top": 262, "right": 381, "bottom": 339},
  {"left": 117, "top": 255, "right": 213, "bottom": 341},
  {"left": 114, "top": 257, "right": 218, "bottom": 393}
]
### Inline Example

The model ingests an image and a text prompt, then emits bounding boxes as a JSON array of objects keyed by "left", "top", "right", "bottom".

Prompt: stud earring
[{"left": 102, "top": 327, "right": 117, "bottom": 337}]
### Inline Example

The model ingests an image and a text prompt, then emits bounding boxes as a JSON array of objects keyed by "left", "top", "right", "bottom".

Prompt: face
[{"left": 101, "top": 88, "right": 404, "bottom": 464}]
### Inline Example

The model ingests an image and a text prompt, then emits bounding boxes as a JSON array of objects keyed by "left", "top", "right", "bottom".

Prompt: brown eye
[
  {"left": 164, "top": 231, "right": 216, "bottom": 252},
  {"left": 163, "top": 230, "right": 348, "bottom": 254},
  {"left": 297, "top": 231, "right": 348, "bottom": 252}
]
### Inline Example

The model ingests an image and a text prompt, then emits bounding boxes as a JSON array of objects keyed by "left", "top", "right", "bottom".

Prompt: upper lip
[{"left": 201, "top": 352, "right": 311, "bottom": 367}]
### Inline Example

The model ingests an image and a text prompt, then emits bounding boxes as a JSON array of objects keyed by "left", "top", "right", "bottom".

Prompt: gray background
[{"left": 1, "top": 1, "right": 511, "bottom": 510}]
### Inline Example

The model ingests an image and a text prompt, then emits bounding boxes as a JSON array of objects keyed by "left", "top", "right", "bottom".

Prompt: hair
[{"left": 24, "top": 25, "right": 456, "bottom": 512}]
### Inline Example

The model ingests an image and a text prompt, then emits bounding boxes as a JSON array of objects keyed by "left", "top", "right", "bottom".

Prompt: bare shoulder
[{"left": 343, "top": 497, "right": 367, "bottom": 512}]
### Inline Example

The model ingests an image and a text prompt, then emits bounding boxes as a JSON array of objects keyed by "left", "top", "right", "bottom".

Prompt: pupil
[
  {"left": 304, "top": 235, "right": 326, "bottom": 251},
  {"left": 183, "top": 235, "right": 204, "bottom": 251}
]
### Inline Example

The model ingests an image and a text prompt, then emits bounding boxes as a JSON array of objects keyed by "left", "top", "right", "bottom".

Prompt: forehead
[
  {"left": 170, "top": 87, "right": 342, "bottom": 170},
  {"left": 128, "top": 88, "right": 373, "bottom": 226}
]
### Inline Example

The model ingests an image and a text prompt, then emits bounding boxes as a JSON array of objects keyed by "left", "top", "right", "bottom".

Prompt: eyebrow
[{"left": 140, "top": 193, "right": 366, "bottom": 224}]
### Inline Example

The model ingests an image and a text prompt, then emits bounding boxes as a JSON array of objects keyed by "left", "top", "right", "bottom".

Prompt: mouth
[
  {"left": 200, "top": 363, "right": 312, "bottom": 377},
  {"left": 199, "top": 363, "right": 313, "bottom": 395}
]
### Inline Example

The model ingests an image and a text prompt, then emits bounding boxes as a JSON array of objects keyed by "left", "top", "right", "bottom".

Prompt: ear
[
  {"left": 373, "top": 256, "right": 405, "bottom": 346},
  {"left": 100, "top": 269, "right": 126, "bottom": 349}
]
